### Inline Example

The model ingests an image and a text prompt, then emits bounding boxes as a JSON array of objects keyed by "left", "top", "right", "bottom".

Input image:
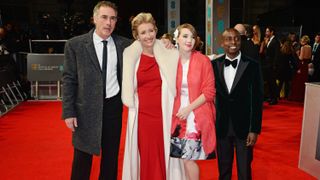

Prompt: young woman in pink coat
[{"left": 170, "top": 23, "right": 216, "bottom": 180}]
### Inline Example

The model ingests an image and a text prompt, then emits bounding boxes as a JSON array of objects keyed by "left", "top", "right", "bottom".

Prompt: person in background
[
  {"left": 121, "top": 12, "right": 185, "bottom": 180},
  {"left": 311, "top": 33, "right": 320, "bottom": 82},
  {"left": 211, "top": 28, "right": 263, "bottom": 180},
  {"left": 277, "top": 38, "right": 296, "bottom": 99},
  {"left": 287, "top": 32, "right": 300, "bottom": 69},
  {"left": 161, "top": 32, "right": 174, "bottom": 45},
  {"left": 234, "top": 23, "right": 259, "bottom": 61},
  {"left": 288, "top": 32, "right": 300, "bottom": 53},
  {"left": 195, "top": 36, "right": 204, "bottom": 52},
  {"left": 62, "top": 1, "right": 132, "bottom": 179},
  {"left": 170, "top": 23, "right": 216, "bottom": 180},
  {"left": 263, "top": 26, "right": 280, "bottom": 105},
  {"left": 4, "top": 22, "right": 21, "bottom": 54},
  {"left": 252, "top": 25, "right": 261, "bottom": 47},
  {"left": 287, "top": 32, "right": 300, "bottom": 77},
  {"left": 259, "top": 34, "right": 269, "bottom": 56},
  {"left": 243, "top": 24, "right": 253, "bottom": 39},
  {"left": 289, "top": 35, "right": 312, "bottom": 102}
]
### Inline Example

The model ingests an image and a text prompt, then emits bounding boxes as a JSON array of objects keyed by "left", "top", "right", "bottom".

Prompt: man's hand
[
  {"left": 65, "top": 117, "right": 78, "bottom": 132},
  {"left": 246, "top": 132, "right": 258, "bottom": 146}
]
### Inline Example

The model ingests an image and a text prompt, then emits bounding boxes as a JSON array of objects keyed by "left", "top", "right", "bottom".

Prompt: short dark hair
[
  {"left": 266, "top": 26, "right": 276, "bottom": 34},
  {"left": 93, "top": 1, "right": 118, "bottom": 17}
]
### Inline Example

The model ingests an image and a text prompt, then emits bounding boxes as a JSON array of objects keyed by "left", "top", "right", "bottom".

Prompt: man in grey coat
[{"left": 62, "top": 1, "right": 131, "bottom": 179}]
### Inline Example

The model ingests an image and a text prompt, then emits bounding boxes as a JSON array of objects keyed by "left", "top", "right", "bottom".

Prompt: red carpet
[{"left": 0, "top": 100, "right": 316, "bottom": 179}]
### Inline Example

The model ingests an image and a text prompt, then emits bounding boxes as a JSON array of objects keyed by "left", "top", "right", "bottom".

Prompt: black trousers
[
  {"left": 264, "top": 67, "right": 278, "bottom": 101},
  {"left": 217, "top": 135, "right": 253, "bottom": 180},
  {"left": 71, "top": 93, "right": 123, "bottom": 180}
]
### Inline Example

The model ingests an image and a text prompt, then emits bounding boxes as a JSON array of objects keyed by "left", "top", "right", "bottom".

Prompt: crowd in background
[
  {"left": 250, "top": 24, "right": 320, "bottom": 103},
  {"left": 161, "top": 23, "right": 320, "bottom": 104}
]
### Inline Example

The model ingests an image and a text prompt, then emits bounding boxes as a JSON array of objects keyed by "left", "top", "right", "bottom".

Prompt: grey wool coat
[{"left": 62, "top": 29, "right": 131, "bottom": 155}]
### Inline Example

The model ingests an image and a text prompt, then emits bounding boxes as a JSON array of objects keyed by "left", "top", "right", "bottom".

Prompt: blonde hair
[
  {"left": 131, "top": 12, "right": 158, "bottom": 39},
  {"left": 93, "top": 1, "right": 118, "bottom": 17},
  {"left": 252, "top": 25, "right": 261, "bottom": 45},
  {"left": 300, "top": 35, "right": 310, "bottom": 44},
  {"left": 176, "top": 23, "right": 199, "bottom": 51}
]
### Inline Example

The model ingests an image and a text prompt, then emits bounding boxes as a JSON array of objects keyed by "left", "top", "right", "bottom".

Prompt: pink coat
[{"left": 171, "top": 51, "right": 216, "bottom": 155}]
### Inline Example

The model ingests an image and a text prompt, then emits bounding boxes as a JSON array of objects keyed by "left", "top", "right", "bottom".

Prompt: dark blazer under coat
[
  {"left": 212, "top": 54, "right": 264, "bottom": 139},
  {"left": 62, "top": 29, "right": 131, "bottom": 155}
]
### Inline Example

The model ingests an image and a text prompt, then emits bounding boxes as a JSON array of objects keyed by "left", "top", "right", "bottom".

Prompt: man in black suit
[
  {"left": 234, "top": 23, "right": 259, "bottom": 61},
  {"left": 311, "top": 33, "right": 320, "bottom": 82},
  {"left": 62, "top": 1, "right": 131, "bottom": 180},
  {"left": 212, "top": 28, "right": 263, "bottom": 180},
  {"left": 263, "top": 26, "right": 280, "bottom": 105}
]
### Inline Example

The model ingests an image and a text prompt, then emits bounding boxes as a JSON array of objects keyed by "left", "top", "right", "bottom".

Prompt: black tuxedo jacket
[
  {"left": 264, "top": 37, "right": 280, "bottom": 69},
  {"left": 212, "top": 54, "right": 264, "bottom": 139}
]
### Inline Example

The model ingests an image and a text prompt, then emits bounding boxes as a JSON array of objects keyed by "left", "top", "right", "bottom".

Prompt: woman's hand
[{"left": 176, "top": 107, "right": 191, "bottom": 120}]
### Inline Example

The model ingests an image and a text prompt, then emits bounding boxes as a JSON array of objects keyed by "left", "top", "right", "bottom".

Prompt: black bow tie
[{"left": 225, "top": 59, "right": 238, "bottom": 68}]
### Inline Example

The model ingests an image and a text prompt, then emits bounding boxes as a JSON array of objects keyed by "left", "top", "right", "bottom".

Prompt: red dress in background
[
  {"left": 137, "top": 54, "right": 166, "bottom": 180},
  {"left": 289, "top": 59, "right": 309, "bottom": 102}
]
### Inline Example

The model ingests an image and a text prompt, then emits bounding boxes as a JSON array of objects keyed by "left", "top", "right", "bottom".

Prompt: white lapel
[
  {"left": 122, "top": 40, "right": 142, "bottom": 108},
  {"left": 153, "top": 39, "right": 179, "bottom": 97}
]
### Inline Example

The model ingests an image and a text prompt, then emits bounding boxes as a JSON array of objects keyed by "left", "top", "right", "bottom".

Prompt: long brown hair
[{"left": 280, "top": 40, "right": 293, "bottom": 55}]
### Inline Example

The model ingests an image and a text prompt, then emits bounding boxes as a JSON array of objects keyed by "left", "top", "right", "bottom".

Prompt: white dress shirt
[
  {"left": 267, "top": 35, "right": 275, "bottom": 47},
  {"left": 313, "top": 43, "right": 318, "bottom": 52},
  {"left": 93, "top": 32, "right": 120, "bottom": 98},
  {"left": 224, "top": 52, "right": 241, "bottom": 93}
]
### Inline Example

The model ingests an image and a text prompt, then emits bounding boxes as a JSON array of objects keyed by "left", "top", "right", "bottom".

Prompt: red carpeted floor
[{"left": 0, "top": 100, "right": 316, "bottom": 180}]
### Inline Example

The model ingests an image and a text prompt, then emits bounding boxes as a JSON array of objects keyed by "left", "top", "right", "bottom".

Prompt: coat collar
[
  {"left": 216, "top": 56, "right": 227, "bottom": 92},
  {"left": 84, "top": 29, "right": 101, "bottom": 72}
]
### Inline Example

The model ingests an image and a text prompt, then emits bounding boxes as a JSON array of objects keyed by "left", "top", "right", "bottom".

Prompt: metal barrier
[
  {"left": 27, "top": 53, "right": 64, "bottom": 100},
  {"left": 26, "top": 40, "right": 66, "bottom": 100},
  {"left": 0, "top": 80, "right": 27, "bottom": 116}
]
